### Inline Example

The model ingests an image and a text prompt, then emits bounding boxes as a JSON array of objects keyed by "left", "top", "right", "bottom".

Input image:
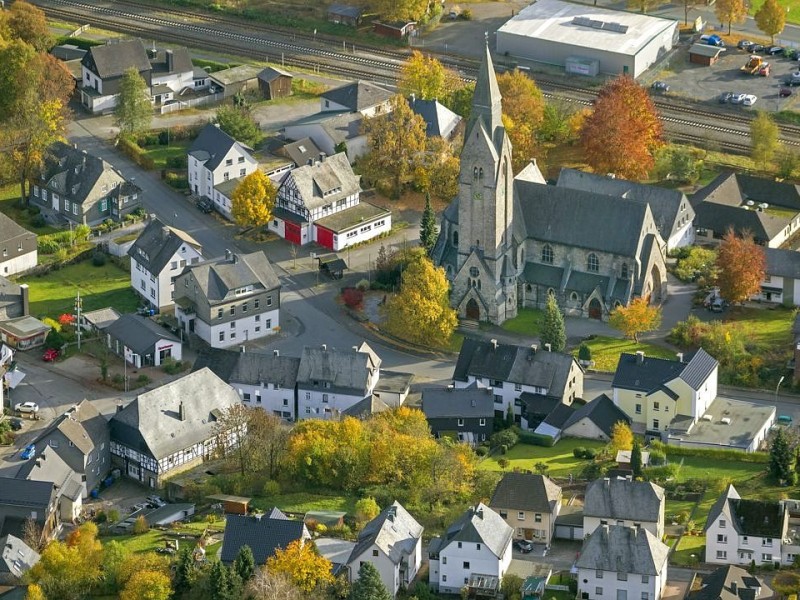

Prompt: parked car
[
  {"left": 14, "top": 402, "right": 38, "bottom": 414},
  {"left": 758, "top": 62, "right": 771, "bottom": 76},
  {"left": 786, "top": 72, "right": 800, "bottom": 86},
  {"left": 730, "top": 93, "right": 746, "bottom": 104},
  {"left": 751, "top": 44, "right": 765, "bottom": 53},
  {"left": 778, "top": 415, "right": 794, "bottom": 425},
  {"left": 767, "top": 46, "right": 784, "bottom": 55},
  {"left": 737, "top": 39, "right": 753, "bottom": 50},
  {"left": 700, "top": 34, "right": 725, "bottom": 47},
  {"left": 147, "top": 495, "right": 167, "bottom": 508},
  {"left": 20, "top": 444, "right": 36, "bottom": 460},
  {"left": 514, "top": 539, "right": 534, "bottom": 553},
  {"left": 9, "top": 418, "right": 22, "bottom": 431},
  {"left": 718, "top": 91, "right": 734, "bottom": 103},
  {"left": 651, "top": 80, "right": 670, "bottom": 92},
  {"left": 742, "top": 94, "right": 758, "bottom": 106},
  {"left": 196, "top": 198, "right": 213, "bottom": 213},
  {"left": 42, "top": 348, "right": 59, "bottom": 362},
  {"left": 781, "top": 87, "right": 793, "bottom": 97}
]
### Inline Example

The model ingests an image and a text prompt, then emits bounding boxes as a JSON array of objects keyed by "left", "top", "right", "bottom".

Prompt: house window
[
  {"left": 652, "top": 419, "right": 659, "bottom": 429},
  {"left": 230, "top": 322, "right": 236, "bottom": 329},
  {"left": 64, "top": 200, "right": 70, "bottom": 213},
  {"left": 653, "top": 402, "right": 659, "bottom": 411},
  {"left": 305, "top": 392, "right": 311, "bottom": 400},
  {"left": 217, "top": 308, "right": 223, "bottom": 319},
  {"left": 518, "top": 511, "right": 524, "bottom": 520},
  {"left": 587, "top": 253, "right": 599, "bottom": 272},
  {"left": 641, "top": 594, "right": 649, "bottom": 600},
  {"left": 617, "top": 573, "right": 627, "bottom": 581},
  {"left": 73, "top": 204, "right": 78, "bottom": 215},
  {"left": 476, "top": 543, "right": 481, "bottom": 550},
  {"left": 763, "top": 539, "right": 772, "bottom": 546},
  {"left": 514, "top": 383, "right": 522, "bottom": 392},
  {"left": 469, "top": 266, "right": 479, "bottom": 277},
  {"left": 762, "top": 554, "right": 772, "bottom": 562},
  {"left": 266, "top": 296, "right": 272, "bottom": 307},
  {"left": 240, "top": 169, "right": 246, "bottom": 177},
  {"left": 100, "top": 198, "right": 107, "bottom": 212},
  {"left": 457, "top": 418, "right": 464, "bottom": 427},
  {"left": 742, "top": 536, "right": 748, "bottom": 545},
  {"left": 242, "top": 303, "right": 248, "bottom": 312},
  {"left": 372, "top": 549, "right": 378, "bottom": 557},
  {"left": 226, "top": 158, "right": 233, "bottom": 166},
  {"left": 535, "top": 513, "right": 542, "bottom": 523},
  {"left": 719, "top": 519, "right": 726, "bottom": 528},
  {"left": 443, "top": 557, "right": 447, "bottom": 564},
  {"left": 635, "top": 404, "right": 641, "bottom": 414},
  {"left": 255, "top": 298, "right": 260, "bottom": 309},
  {"left": 717, "top": 534, "right": 727, "bottom": 543},
  {"left": 596, "top": 571, "right": 603, "bottom": 579},
  {"left": 171, "top": 261, "right": 178, "bottom": 270},
  {"left": 219, "top": 331, "right": 224, "bottom": 342},
  {"left": 322, "top": 394, "right": 329, "bottom": 403},
  {"left": 494, "top": 395, "right": 502, "bottom": 404},
  {"left": 716, "top": 551, "right": 727, "bottom": 560},
  {"left": 243, "top": 393, "right": 251, "bottom": 401},
  {"left": 479, "top": 418, "right": 486, "bottom": 426},
  {"left": 641, "top": 576, "right": 649, "bottom": 584},
  {"left": 621, "top": 263, "right": 629, "bottom": 279},
  {"left": 238, "top": 156, "right": 245, "bottom": 164},
  {"left": 596, "top": 588, "right": 603, "bottom": 597},
  {"left": 462, "top": 562, "right": 470, "bottom": 569},
  {"left": 230, "top": 306, "right": 235, "bottom": 316}
]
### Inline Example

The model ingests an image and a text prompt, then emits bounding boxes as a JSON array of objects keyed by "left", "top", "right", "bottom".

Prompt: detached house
[
  {"left": 220, "top": 509, "right": 310, "bottom": 566},
  {"left": 32, "top": 142, "right": 142, "bottom": 226},
  {"left": 0, "top": 214, "right": 37, "bottom": 277},
  {"left": 174, "top": 250, "right": 281, "bottom": 349},
  {"left": 686, "top": 565, "right": 772, "bottom": 600},
  {"left": 489, "top": 473, "right": 562, "bottom": 545},
  {"left": 576, "top": 525, "right": 670, "bottom": 600},
  {"left": 270, "top": 152, "right": 390, "bottom": 249},
  {"left": 429, "top": 503, "right": 513, "bottom": 596},
  {"left": 753, "top": 247, "right": 800, "bottom": 306},
  {"left": 110, "top": 368, "right": 242, "bottom": 488},
  {"left": 129, "top": 218, "right": 203, "bottom": 311},
  {"left": 105, "top": 314, "right": 182, "bottom": 367},
  {"left": 422, "top": 386, "right": 494, "bottom": 444},
  {"left": 453, "top": 337, "right": 584, "bottom": 421},
  {"left": 0, "top": 479, "right": 59, "bottom": 546},
  {"left": 346, "top": 502, "right": 423, "bottom": 598},
  {"left": 584, "top": 477, "right": 666, "bottom": 539},
  {"left": 187, "top": 124, "right": 259, "bottom": 219}
]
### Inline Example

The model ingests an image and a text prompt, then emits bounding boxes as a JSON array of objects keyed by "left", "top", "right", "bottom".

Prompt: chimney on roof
[
  {"left": 604, "top": 477, "right": 611, "bottom": 485},
  {"left": 319, "top": 152, "right": 326, "bottom": 162},
  {"left": 544, "top": 343, "right": 552, "bottom": 352},
  {"left": 232, "top": 253, "right": 238, "bottom": 264},
  {"left": 166, "top": 49, "right": 174, "bottom": 72},
  {"left": 476, "top": 506, "right": 484, "bottom": 519},
  {"left": 20, "top": 284, "right": 29, "bottom": 317},
  {"left": 254, "top": 513, "right": 262, "bottom": 521},
  {"left": 490, "top": 339, "right": 498, "bottom": 350},
  {"left": 387, "top": 506, "right": 396, "bottom": 522},
  {"left": 179, "top": 402, "right": 186, "bottom": 421},
  {"left": 225, "top": 249, "right": 231, "bottom": 261},
  {"left": 116, "top": 403, "right": 124, "bottom": 413},
  {"left": 321, "top": 344, "right": 327, "bottom": 351},
  {"left": 273, "top": 350, "right": 279, "bottom": 357},
  {"left": 635, "top": 351, "right": 645, "bottom": 365},
  {"left": 308, "top": 158, "right": 314, "bottom": 166},
  {"left": 731, "top": 582, "right": 738, "bottom": 595},
  {"left": 676, "top": 352, "right": 684, "bottom": 363},
  {"left": 352, "top": 346, "right": 358, "bottom": 351}
]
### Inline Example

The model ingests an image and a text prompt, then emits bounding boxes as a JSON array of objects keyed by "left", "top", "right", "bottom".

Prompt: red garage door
[
  {"left": 285, "top": 221, "right": 301, "bottom": 245},
  {"left": 316, "top": 225, "right": 334, "bottom": 249}
]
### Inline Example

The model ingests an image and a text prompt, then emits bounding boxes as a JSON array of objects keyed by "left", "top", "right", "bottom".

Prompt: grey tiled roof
[
  {"left": 576, "top": 525, "right": 669, "bottom": 576},
  {"left": 765, "top": 247, "right": 800, "bottom": 280},
  {"left": 81, "top": 39, "right": 150, "bottom": 79},
  {"left": 321, "top": 80, "right": 392, "bottom": 112},
  {"left": 490, "top": 473, "right": 561, "bottom": 513},
  {"left": 280, "top": 152, "right": 360, "bottom": 212},
  {"left": 82, "top": 307, "right": 120, "bottom": 330},
  {"left": 0, "top": 212, "right": 36, "bottom": 250},
  {"left": 277, "top": 137, "right": 322, "bottom": 168},
  {"left": 30, "top": 400, "right": 107, "bottom": 457},
  {"left": 409, "top": 97, "right": 462, "bottom": 139},
  {"left": 230, "top": 352, "right": 301, "bottom": 388},
  {"left": 687, "top": 565, "right": 769, "bottom": 600},
  {"left": 583, "top": 477, "right": 665, "bottom": 523},
  {"left": 183, "top": 251, "right": 280, "bottom": 304},
  {"left": 341, "top": 395, "right": 391, "bottom": 418},
  {"left": 105, "top": 314, "right": 180, "bottom": 355},
  {"left": 562, "top": 394, "right": 631, "bottom": 438},
  {"left": 110, "top": 368, "right": 241, "bottom": 460},
  {"left": 220, "top": 514, "right": 307, "bottom": 565},
  {"left": 0, "top": 478, "right": 54, "bottom": 510},
  {"left": 258, "top": 66, "right": 292, "bottom": 83},
  {"left": 0, "top": 534, "right": 39, "bottom": 577},
  {"left": 296, "top": 342, "right": 380, "bottom": 396},
  {"left": 612, "top": 349, "right": 717, "bottom": 393},
  {"left": 328, "top": 4, "right": 363, "bottom": 18},
  {"left": 188, "top": 124, "right": 248, "bottom": 172},
  {"left": 705, "top": 483, "right": 741, "bottom": 531},
  {"left": 522, "top": 263, "right": 564, "bottom": 289},
  {"left": 347, "top": 501, "right": 423, "bottom": 566},
  {"left": 16, "top": 446, "right": 80, "bottom": 496},
  {"left": 128, "top": 218, "right": 201, "bottom": 275},
  {"left": 432, "top": 503, "right": 512, "bottom": 559},
  {"left": 422, "top": 387, "right": 495, "bottom": 419},
  {"left": 149, "top": 47, "right": 193, "bottom": 76}
]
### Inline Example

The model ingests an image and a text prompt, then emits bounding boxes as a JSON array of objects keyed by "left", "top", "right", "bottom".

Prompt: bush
[
  {"left": 111, "top": 374, "right": 125, "bottom": 385},
  {"left": 31, "top": 214, "right": 47, "bottom": 228},
  {"left": 518, "top": 431, "right": 555, "bottom": 447},
  {"left": 92, "top": 252, "right": 107, "bottom": 266},
  {"left": 162, "top": 358, "right": 188, "bottom": 375},
  {"left": 649, "top": 449, "right": 666, "bottom": 466},
  {"left": 132, "top": 515, "right": 149, "bottom": 534},
  {"left": 490, "top": 428, "right": 519, "bottom": 450},
  {"left": 355, "top": 279, "right": 370, "bottom": 291},
  {"left": 164, "top": 172, "right": 189, "bottom": 189},
  {"left": 158, "top": 130, "right": 170, "bottom": 145},
  {"left": 460, "top": 8, "right": 472, "bottom": 19},
  {"left": 166, "top": 155, "right": 188, "bottom": 169},
  {"left": 643, "top": 463, "right": 680, "bottom": 482},
  {"left": 95, "top": 510, "right": 107, "bottom": 524},
  {"left": 476, "top": 446, "right": 488, "bottom": 457},
  {"left": 342, "top": 287, "right": 364, "bottom": 309},
  {"left": 578, "top": 343, "right": 592, "bottom": 362},
  {"left": 45, "top": 329, "right": 64, "bottom": 350},
  {"left": 136, "top": 374, "right": 150, "bottom": 385},
  {"left": 661, "top": 443, "right": 768, "bottom": 463},
  {"left": 500, "top": 444, "right": 508, "bottom": 455},
  {"left": 583, "top": 448, "right": 597, "bottom": 459},
  {"left": 107, "top": 509, "right": 120, "bottom": 523},
  {"left": 573, "top": 447, "right": 586, "bottom": 458},
  {"left": 262, "top": 480, "right": 280, "bottom": 497}
]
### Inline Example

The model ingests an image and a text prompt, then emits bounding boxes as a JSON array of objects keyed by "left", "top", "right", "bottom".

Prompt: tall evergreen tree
[
  {"left": 174, "top": 545, "right": 195, "bottom": 594},
  {"left": 630, "top": 439, "right": 643, "bottom": 479},
  {"left": 541, "top": 294, "right": 566, "bottom": 352},
  {"left": 419, "top": 193, "right": 438, "bottom": 256},
  {"left": 770, "top": 427, "right": 795, "bottom": 484},
  {"left": 209, "top": 560, "right": 232, "bottom": 600},
  {"left": 233, "top": 544, "right": 256, "bottom": 584},
  {"left": 350, "top": 562, "right": 391, "bottom": 600}
]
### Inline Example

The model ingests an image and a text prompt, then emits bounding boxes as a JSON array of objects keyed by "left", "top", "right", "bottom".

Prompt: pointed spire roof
[{"left": 470, "top": 43, "right": 503, "bottom": 140}]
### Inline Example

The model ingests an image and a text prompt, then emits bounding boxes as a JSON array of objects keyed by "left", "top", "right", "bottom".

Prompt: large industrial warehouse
[{"left": 496, "top": 0, "right": 678, "bottom": 78}]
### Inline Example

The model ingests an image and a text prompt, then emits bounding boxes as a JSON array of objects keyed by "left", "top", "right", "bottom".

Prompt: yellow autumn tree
[
  {"left": 754, "top": 0, "right": 786, "bottom": 44},
  {"left": 610, "top": 421, "right": 634, "bottom": 453},
  {"left": 608, "top": 297, "right": 662, "bottom": 342},
  {"left": 398, "top": 50, "right": 461, "bottom": 102},
  {"left": 382, "top": 252, "right": 457, "bottom": 348},
  {"left": 265, "top": 540, "right": 334, "bottom": 593},
  {"left": 120, "top": 570, "right": 172, "bottom": 600},
  {"left": 497, "top": 69, "right": 545, "bottom": 173},
  {"left": 231, "top": 170, "right": 276, "bottom": 229},
  {"left": 24, "top": 584, "right": 46, "bottom": 600}
]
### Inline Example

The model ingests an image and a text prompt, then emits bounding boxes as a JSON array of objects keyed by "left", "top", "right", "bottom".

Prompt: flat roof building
[{"left": 496, "top": 0, "right": 678, "bottom": 78}]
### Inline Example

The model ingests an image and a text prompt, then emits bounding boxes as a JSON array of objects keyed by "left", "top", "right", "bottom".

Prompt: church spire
[{"left": 470, "top": 40, "right": 503, "bottom": 140}]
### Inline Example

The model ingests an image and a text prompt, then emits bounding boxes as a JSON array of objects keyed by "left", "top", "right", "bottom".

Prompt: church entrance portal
[
  {"left": 466, "top": 298, "right": 480, "bottom": 320},
  {"left": 588, "top": 298, "right": 602, "bottom": 320}
]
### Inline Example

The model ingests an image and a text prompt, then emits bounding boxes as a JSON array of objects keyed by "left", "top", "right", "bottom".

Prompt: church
[{"left": 432, "top": 46, "right": 668, "bottom": 325}]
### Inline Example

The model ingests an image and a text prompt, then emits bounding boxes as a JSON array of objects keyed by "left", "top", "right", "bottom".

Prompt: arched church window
[
  {"left": 570, "top": 292, "right": 579, "bottom": 303},
  {"left": 526, "top": 284, "right": 532, "bottom": 292},
  {"left": 453, "top": 231, "right": 459, "bottom": 247},
  {"left": 621, "top": 263, "right": 629, "bottom": 279},
  {"left": 473, "top": 166, "right": 479, "bottom": 179},
  {"left": 587, "top": 253, "right": 599, "bottom": 272},
  {"left": 479, "top": 168, "right": 484, "bottom": 179},
  {"left": 477, "top": 280, "right": 481, "bottom": 290},
  {"left": 547, "top": 288, "right": 555, "bottom": 297},
  {"left": 469, "top": 267, "right": 479, "bottom": 278},
  {"left": 542, "top": 245, "right": 554, "bottom": 264}
]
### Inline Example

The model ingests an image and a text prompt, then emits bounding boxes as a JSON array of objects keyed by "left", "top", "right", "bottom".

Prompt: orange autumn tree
[
  {"left": 609, "top": 297, "right": 662, "bottom": 342},
  {"left": 265, "top": 540, "right": 334, "bottom": 593},
  {"left": 715, "top": 228, "right": 766, "bottom": 304},
  {"left": 580, "top": 76, "right": 664, "bottom": 180}
]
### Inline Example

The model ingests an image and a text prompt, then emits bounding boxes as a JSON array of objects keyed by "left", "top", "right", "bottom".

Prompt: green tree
[
  {"left": 777, "top": 148, "right": 799, "bottom": 179},
  {"left": 174, "top": 545, "right": 195, "bottom": 594},
  {"left": 631, "top": 438, "right": 643, "bottom": 479},
  {"left": 419, "top": 193, "right": 438, "bottom": 256},
  {"left": 350, "top": 561, "right": 391, "bottom": 600},
  {"left": 715, "top": 0, "right": 747, "bottom": 34},
  {"left": 230, "top": 170, "right": 276, "bottom": 229},
  {"left": 770, "top": 426, "right": 795, "bottom": 484},
  {"left": 751, "top": 111, "right": 780, "bottom": 170},
  {"left": 210, "top": 560, "right": 233, "bottom": 600},
  {"left": 355, "top": 497, "right": 381, "bottom": 527},
  {"left": 754, "top": 0, "right": 786, "bottom": 44},
  {"left": 7, "top": 1, "right": 53, "bottom": 52},
  {"left": 215, "top": 105, "right": 262, "bottom": 148},
  {"left": 101, "top": 540, "right": 130, "bottom": 593},
  {"left": 443, "top": 83, "right": 474, "bottom": 120},
  {"left": 501, "top": 573, "right": 524, "bottom": 600},
  {"left": 233, "top": 544, "right": 256, "bottom": 584},
  {"left": 541, "top": 293, "right": 566, "bottom": 352},
  {"left": 115, "top": 67, "right": 151, "bottom": 137}
]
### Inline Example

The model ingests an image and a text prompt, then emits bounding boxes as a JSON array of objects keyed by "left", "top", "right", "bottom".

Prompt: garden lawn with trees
[{"left": 478, "top": 438, "right": 607, "bottom": 477}]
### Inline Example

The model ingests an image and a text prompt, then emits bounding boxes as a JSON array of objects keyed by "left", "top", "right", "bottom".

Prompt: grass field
[
  {"left": 479, "top": 439, "right": 606, "bottom": 477},
  {"left": 501, "top": 308, "right": 544, "bottom": 337},
  {"left": 140, "top": 141, "right": 190, "bottom": 170},
  {"left": 250, "top": 491, "right": 357, "bottom": 514},
  {"left": 724, "top": 306, "right": 795, "bottom": 350},
  {"left": 20, "top": 259, "right": 140, "bottom": 318},
  {"left": 747, "top": 0, "right": 800, "bottom": 24},
  {"left": 676, "top": 456, "right": 766, "bottom": 483},
  {"left": 574, "top": 336, "right": 676, "bottom": 372},
  {"left": 672, "top": 535, "right": 705, "bottom": 567}
]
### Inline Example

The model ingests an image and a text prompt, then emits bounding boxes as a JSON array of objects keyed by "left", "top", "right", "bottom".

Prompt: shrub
[
  {"left": 166, "top": 155, "right": 188, "bottom": 169},
  {"left": 342, "top": 287, "right": 364, "bottom": 309},
  {"left": 31, "top": 214, "right": 47, "bottom": 228},
  {"left": 92, "top": 252, "right": 107, "bottom": 266},
  {"left": 355, "top": 279, "right": 370, "bottom": 291},
  {"left": 158, "top": 130, "right": 170, "bottom": 145},
  {"left": 490, "top": 428, "right": 519, "bottom": 449},
  {"left": 27, "top": 205, "right": 40, "bottom": 215},
  {"left": 649, "top": 449, "right": 666, "bottom": 466},
  {"left": 578, "top": 343, "right": 592, "bottom": 362},
  {"left": 132, "top": 515, "right": 149, "bottom": 534},
  {"left": 498, "top": 457, "right": 510, "bottom": 469},
  {"left": 476, "top": 446, "right": 488, "bottom": 457},
  {"left": 164, "top": 172, "right": 189, "bottom": 189},
  {"left": 460, "top": 8, "right": 472, "bottom": 19},
  {"left": 643, "top": 463, "right": 680, "bottom": 482},
  {"left": 262, "top": 480, "right": 280, "bottom": 497},
  {"left": 583, "top": 447, "right": 597, "bottom": 459},
  {"left": 518, "top": 431, "right": 555, "bottom": 447},
  {"left": 162, "top": 357, "right": 188, "bottom": 375},
  {"left": 107, "top": 509, "right": 120, "bottom": 523},
  {"left": 136, "top": 374, "right": 150, "bottom": 385},
  {"left": 573, "top": 447, "right": 586, "bottom": 458},
  {"left": 95, "top": 510, "right": 107, "bottom": 523},
  {"left": 111, "top": 373, "right": 125, "bottom": 385},
  {"left": 44, "top": 329, "right": 64, "bottom": 350}
]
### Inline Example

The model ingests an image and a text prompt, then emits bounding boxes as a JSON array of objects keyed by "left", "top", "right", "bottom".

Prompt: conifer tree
[
  {"left": 233, "top": 545, "right": 256, "bottom": 584},
  {"left": 541, "top": 293, "right": 566, "bottom": 352},
  {"left": 631, "top": 439, "right": 643, "bottom": 479},
  {"left": 350, "top": 562, "right": 391, "bottom": 600},
  {"left": 419, "top": 193, "right": 438, "bottom": 256},
  {"left": 770, "top": 427, "right": 795, "bottom": 485}
]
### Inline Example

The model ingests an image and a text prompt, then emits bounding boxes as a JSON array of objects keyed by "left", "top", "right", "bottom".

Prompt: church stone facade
[{"left": 433, "top": 46, "right": 667, "bottom": 325}]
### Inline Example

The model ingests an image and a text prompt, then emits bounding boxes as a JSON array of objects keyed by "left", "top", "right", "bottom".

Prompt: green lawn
[
  {"left": 20, "top": 259, "right": 140, "bottom": 318},
  {"left": 574, "top": 336, "right": 676, "bottom": 372},
  {"left": 140, "top": 141, "right": 190, "bottom": 170},
  {"left": 0, "top": 185, "right": 59, "bottom": 234},
  {"left": 665, "top": 498, "right": 696, "bottom": 522},
  {"left": 100, "top": 530, "right": 163, "bottom": 554},
  {"left": 501, "top": 308, "right": 544, "bottom": 337},
  {"left": 675, "top": 456, "right": 766, "bottom": 483},
  {"left": 671, "top": 535, "right": 705, "bottom": 567},
  {"left": 747, "top": 0, "right": 800, "bottom": 24},
  {"left": 722, "top": 307, "right": 795, "bottom": 350},
  {"left": 250, "top": 491, "right": 357, "bottom": 514},
  {"left": 479, "top": 439, "right": 606, "bottom": 477}
]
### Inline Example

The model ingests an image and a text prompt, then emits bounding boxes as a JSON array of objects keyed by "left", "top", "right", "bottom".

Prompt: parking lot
[{"left": 653, "top": 41, "right": 800, "bottom": 112}]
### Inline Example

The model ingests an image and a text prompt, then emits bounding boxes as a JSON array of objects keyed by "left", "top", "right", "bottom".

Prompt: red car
[
  {"left": 42, "top": 348, "right": 59, "bottom": 362},
  {"left": 780, "top": 87, "right": 793, "bottom": 97}
]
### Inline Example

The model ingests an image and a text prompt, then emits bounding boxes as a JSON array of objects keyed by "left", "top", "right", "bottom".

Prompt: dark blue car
[{"left": 20, "top": 444, "right": 35, "bottom": 460}]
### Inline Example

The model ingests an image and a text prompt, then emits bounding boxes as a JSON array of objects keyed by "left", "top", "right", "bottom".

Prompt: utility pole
[{"left": 74, "top": 291, "right": 83, "bottom": 351}]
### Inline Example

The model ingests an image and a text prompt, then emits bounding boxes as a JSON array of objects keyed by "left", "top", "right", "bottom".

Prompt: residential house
[
  {"left": 753, "top": 247, "right": 800, "bottom": 305},
  {"left": 0, "top": 534, "right": 39, "bottom": 585},
  {"left": 320, "top": 80, "right": 393, "bottom": 117},
  {"left": 421, "top": 386, "right": 494, "bottom": 444},
  {"left": 0, "top": 478, "right": 59, "bottom": 545},
  {"left": 146, "top": 46, "right": 195, "bottom": 105},
  {"left": 0, "top": 214, "right": 37, "bottom": 276},
  {"left": 346, "top": 502, "right": 423, "bottom": 598},
  {"left": 17, "top": 446, "right": 84, "bottom": 522},
  {"left": 453, "top": 337, "right": 584, "bottom": 421},
  {"left": 31, "top": 142, "right": 143, "bottom": 225},
  {"left": 583, "top": 477, "right": 666, "bottom": 539},
  {"left": 704, "top": 484, "right": 790, "bottom": 566},
  {"left": 685, "top": 565, "right": 772, "bottom": 600},
  {"left": 193, "top": 348, "right": 301, "bottom": 420},
  {"left": 428, "top": 503, "right": 513, "bottom": 596},
  {"left": 220, "top": 509, "right": 310, "bottom": 565},
  {"left": 257, "top": 66, "right": 293, "bottom": 100},
  {"left": 558, "top": 393, "right": 632, "bottom": 442},
  {"left": 208, "top": 65, "right": 261, "bottom": 98},
  {"left": 105, "top": 314, "right": 182, "bottom": 367},
  {"left": 408, "top": 96, "right": 463, "bottom": 141},
  {"left": 129, "top": 218, "right": 203, "bottom": 311},
  {"left": 612, "top": 349, "right": 718, "bottom": 435},
  {"left": 692, "top": 173, "right": 800, "bottom": 248},
  {"left": 575, "top": 525, "right": 669, "bottom": 600},
  {"left": 80, "top": 39, "right": 152, "bottom": 113},
  {"left": 489, "top": 473, "right": 562, "bottom": 545},
  {"left": 109, "top": 368, "right": 242, "bottom": 488},
  {"left": 173, "top": 250, "right": 281, "bottom": 349},
  {"left": 328, "top": 4, "right": 363, "bottom": 25},
  {"left": 187, "top": 124, "right": 259, "bottom": 218},
  {"left": 556, "top": 168, "right": 695, "bottom": 252},
  {"left": 28, "top": 400, "right": 110, "bottom": 497},
  {"left": 269, "top": 151, "right": 391, "bottom": 249},
  {"left": 296, "top": 342, "right": 382, "bottom": 418}
]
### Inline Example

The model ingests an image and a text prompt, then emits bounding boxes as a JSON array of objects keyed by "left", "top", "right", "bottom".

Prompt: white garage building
[{"left": 496, "top": 0, "right": 678, "bottom": 78}]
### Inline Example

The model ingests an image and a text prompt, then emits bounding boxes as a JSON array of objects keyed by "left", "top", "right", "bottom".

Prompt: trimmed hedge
[
  {"left": 118, "top": 137, "right": 155, "bottom": 170},
  {"left": 518, "top": 431, "right": 555, "bottom": 447}
]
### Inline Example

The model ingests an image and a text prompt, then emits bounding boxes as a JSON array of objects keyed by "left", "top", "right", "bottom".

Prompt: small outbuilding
[
  {"left": 208, "top": 65, "right": 262, "bottom": 98},
  {"left": 207, "top": 493, "right": 251, "bottom": 515},
  {"left": 328, "top": 4, "right": 362, "bottom": 26},
  {"left": 80, "top": 307, "right": 121, "bottom": 333},
  {"left": 258, "top": 66, "right": 293, "bottom": 100},
  {"left": 689, "top": 43, "right": 725, "bottom": 65},
  {"left": 105, "top": 314, "right": 182, "bottom": 367},
  {"left": 0, "top": 316, "right": 50, "bottom": 350},
  {"left": 373, "top": 20, "right": 416, "bottom": 39}
]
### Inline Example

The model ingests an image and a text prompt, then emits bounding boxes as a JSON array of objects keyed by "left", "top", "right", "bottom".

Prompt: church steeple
[{"left": 470, "top": 42, "right": 503, "bottom": 140}]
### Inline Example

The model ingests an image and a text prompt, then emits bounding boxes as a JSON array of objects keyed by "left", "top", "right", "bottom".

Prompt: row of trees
[{"left": 715, "top": 0, "right": 785, "bottom": 42}]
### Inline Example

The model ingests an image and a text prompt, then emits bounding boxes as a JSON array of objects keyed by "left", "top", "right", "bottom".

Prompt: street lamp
[{"left": 776, "top": 375, "right": 786, "bottom": 405}]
